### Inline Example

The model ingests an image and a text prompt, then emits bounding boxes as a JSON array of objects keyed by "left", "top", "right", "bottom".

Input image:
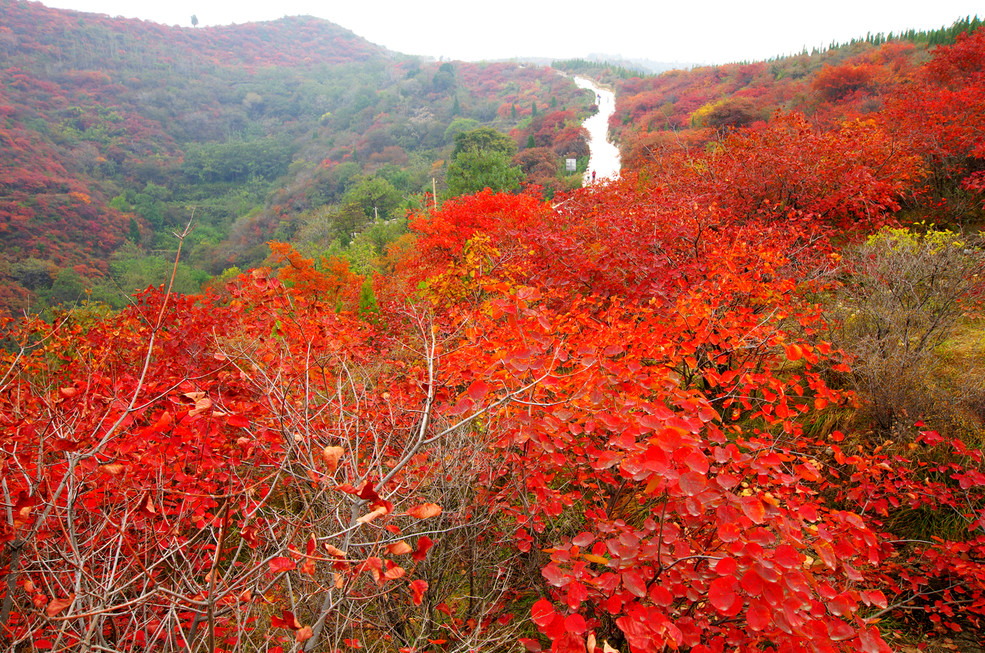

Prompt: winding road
[{"left": 574, "top": 76, "right": 621, "bottom": 183}]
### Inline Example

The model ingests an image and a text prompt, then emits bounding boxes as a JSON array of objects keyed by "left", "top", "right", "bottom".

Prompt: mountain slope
[{"left": 0, "top": 1, "right": 592, "bottom": 313}]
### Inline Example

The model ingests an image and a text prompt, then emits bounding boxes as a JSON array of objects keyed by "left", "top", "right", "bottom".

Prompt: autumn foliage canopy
[{"left": 2, "top": 24, "right": 985, "bottom": 653}]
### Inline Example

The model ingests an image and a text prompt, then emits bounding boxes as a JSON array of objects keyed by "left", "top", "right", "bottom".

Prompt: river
[{"left": 573, "top": 76, "right": 621, "bottom": 183}]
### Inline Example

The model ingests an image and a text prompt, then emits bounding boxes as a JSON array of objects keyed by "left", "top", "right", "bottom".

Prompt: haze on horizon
[{"left": 32, "top": 0, "right": 985, "bottom": 65}]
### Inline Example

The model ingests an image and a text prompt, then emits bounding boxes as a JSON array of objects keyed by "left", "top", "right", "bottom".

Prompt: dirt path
[{"left": 574, "top": 76, "right": 621, "bottom": 183}]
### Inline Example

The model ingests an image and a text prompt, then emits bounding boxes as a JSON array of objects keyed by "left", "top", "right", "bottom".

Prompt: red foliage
[
  {"left": 2, "top": 13, "right": 985, "bottom": 653},
  {"left": 880, "top": 28, "right": 985, "bottom": 221},
  {"left": 812, "top": 62, "right": 880, "bottom": 101}
]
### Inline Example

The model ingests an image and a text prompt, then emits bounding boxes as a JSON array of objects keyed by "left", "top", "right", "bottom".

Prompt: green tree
[
  {"left": 447, "top": 127, "right": 522, "bottom": 196},
  {"left": 358, "top": 276, "right": 380, "bottom": 318},
  {"left": 452, "top": 127, "right": 517, "bottom": 158},
  {"left": 45, "top": 267, "right": 87, "bottom": 306},
  {"left": 432, "top": 63, "right": 456, "bottom": 92},
  {"left": 108, "top": 243, "right": 207, "bottom": 303},
  {"left": 444, "top": 117, "right": 480, "bottom": 144},
  {"left": 446, "top": 149, "right": 523, "bottom": 196},
  {"left": 128, "top": 217, "right": 142, "bottom": 245},
  {"left": 342, "top": 176, "right": 402, "bottom": 221}
]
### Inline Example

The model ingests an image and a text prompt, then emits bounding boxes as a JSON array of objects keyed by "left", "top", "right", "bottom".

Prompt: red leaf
[
  {"left": 740, "top": 495, "right": 766, "bottom": 524},
  {"left": 740, "top": 568, "right": 764, "bottom": 596},
  {"left": 383, "top": 562, "right": 406, "bottom": 581},
  {"left": 388, "top": 540, "right": 413, "bottom": 555},
  {"left": 746, "top": 599, "right": 771, "bottom": 631},
  {"left": 406, "top": 503, "right": 442, "bottom": 519},
  {"left": 678, "top": 471, "right": 707, "bottom": 496},
  {"left": 227, "top": 414, "right": 250, "bottom": 428},
  {"left": 138, "top": 493, "right": 157, "bottom": 517},
  {"left": 564, "top": 613, "right": 587, "bottom": 635},
  {"left": 271, "top": 609, "right": 302, "bottom": 630},
  {"left": 409, "top": 579, "right": 428, "bottom": 605},
  {"left": 684, "top": 449, "right": 709, "bottom": 474},
  {"left": 269, "top": 557, "right": 296, "bottom": 574},
  {"left": 861, "top": 589, "right": 888, "bottom": 609},
  {"left": 828, "top": 592, "right": 857, "bottom": 617},
  {"left": 828, "top": 619, "right": 856, "bottom": 641},
  {"left": 858, "top": 625, "right": 891, "bottom": 653},
  {"left": 322, "top": 445, "right": 344, "bottom": 472},
  {"left": 357, "top": 480, "right": 381, "bottom": 503},
  {"left": 357, "top": 505, "right": 389, "bottom": 524},
  {"left": 773, "top": 544, "right": 801, "bottom": 569},
  {"left": 622, "top": 569, "right": 646, "bottom": 598},
  {"left": 412, "top": 535, "right": 434, "bottom": 562},
  {"left": 12, "top": 492, "right": 35, "bottom": 529},
  {"left": 467, "top": 380, "right": 490, "bottom": 402},
  {"left": 714, "top": 557, "right": 737, "bottom": 576},
  {"left": 531, "top": 598, "right": 557, "bottom": 628},
  {"left": 572, "top": 532, "right": 594, "bottom": 547},
  {"left": 45, "top": 593, "right": 74, "bottom": 618},
  {"left": 708, "top": 576, "right": 738, "bottom": 614}
]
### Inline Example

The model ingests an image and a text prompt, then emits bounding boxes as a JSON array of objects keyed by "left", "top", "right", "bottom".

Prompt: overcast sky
[{"left": 36, "top": 1, "right": 983, "bottom": 65}]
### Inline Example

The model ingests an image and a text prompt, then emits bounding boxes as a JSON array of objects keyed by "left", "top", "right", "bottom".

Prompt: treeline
[{"left": 829, "top": 14, "right": 983, "bottom": 50}]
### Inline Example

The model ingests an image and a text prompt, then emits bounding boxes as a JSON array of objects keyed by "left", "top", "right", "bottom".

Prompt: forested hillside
[
  {"left": 0, "top": 0, "right": 592, "bottom": 314},
  {"left": 2, "top": 5, "right": 985, "bottom": 653},
  {"left": 594, "top": 15, "right": 984, "bottom": 226}
]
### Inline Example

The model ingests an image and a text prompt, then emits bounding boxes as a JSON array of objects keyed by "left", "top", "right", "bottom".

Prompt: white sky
[{"left": 35, "top": 1, "right": 984, "bottom": 65}]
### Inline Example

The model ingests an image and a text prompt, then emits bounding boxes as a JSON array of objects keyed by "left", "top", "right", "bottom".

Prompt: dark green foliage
[
  {"left": 446, "top": 149, "right": 523, "bottom": 196},
  {"left": 342, "top": 176, "right": 403, "bottom": 221},
  {"left": 447, "top": 126, "right": 522, "bottom": 196},
  {"left": 452, "top": 127, "right": 517, "bottom": 159},
  {"left": 128, "top": 217, "right": 142, "bottom": 244},
  {"left": 181, "top": 138, "right": 294, "bottom": 184},
  {"left": 358, "top": 276, "right": 380, "bottom": 317}
]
